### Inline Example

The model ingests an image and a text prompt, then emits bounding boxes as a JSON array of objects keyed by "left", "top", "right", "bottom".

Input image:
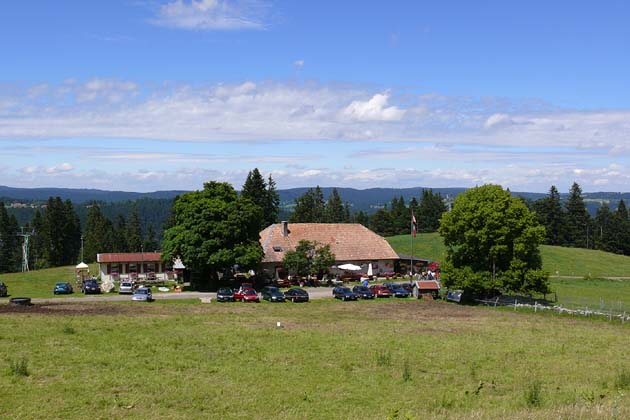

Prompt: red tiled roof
[
  {"left": 259, "top": 223, "right": 399, "bottom": 263},
  {"left": 97, "top": 252, "right": 162, "bottom": 263},
  {"left": 416, "top": 280, "right": 440, "bottom": 290}
]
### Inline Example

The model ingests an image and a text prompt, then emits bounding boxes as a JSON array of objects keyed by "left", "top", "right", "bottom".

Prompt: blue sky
[{"left": 1, "top": 0, "right": 630, "bottom": 192}]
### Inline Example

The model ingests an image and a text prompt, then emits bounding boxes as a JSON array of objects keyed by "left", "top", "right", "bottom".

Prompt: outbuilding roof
[
  {"left": 97, "top": 252, "right": 162, "bottom": 263},
  {"left": 259, "top": 223, "right": 399, "bottom": 263}
]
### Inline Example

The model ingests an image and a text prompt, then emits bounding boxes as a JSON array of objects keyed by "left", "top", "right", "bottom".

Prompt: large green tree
[
  {"left": 281, "top": 240, "right": 335, "bottom": 278},
  {"left": 161, "top": 181, "right": 264, "bottom": 289},
  {"left": 439, "top": 184, "right": 549, "bottom": 297}
]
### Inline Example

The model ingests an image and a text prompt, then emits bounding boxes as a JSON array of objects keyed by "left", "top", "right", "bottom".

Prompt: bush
[
  {"left": 615, "top": 368, "right": 630, "bottom": 390},
  {"left": 9, "top": 358, "right": 29, "bottom": 377},
  {"left": 524, "top": 380, "right": 542, "bottom": 407}
]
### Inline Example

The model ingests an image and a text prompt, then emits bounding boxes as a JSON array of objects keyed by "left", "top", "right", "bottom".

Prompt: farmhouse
[
  {"left": 259, "top": 222, "right": 399, "bottom": 279},
  {"left": 97, "top": 252, "right": 169, "bottom": 282}
]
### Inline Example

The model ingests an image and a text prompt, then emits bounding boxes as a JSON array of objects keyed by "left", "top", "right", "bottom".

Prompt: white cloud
[
  {"left": 153, "top": 0, "right": 269, "bottom": 31},
  {"left": 342, "top": 92, "right": 406, "bottom": 122},
  {"left": 293, "top": 59, "right": 304, "bottom": 70},
  {"left": 484, "top": 113, "right": 512, "bottom": 129}
]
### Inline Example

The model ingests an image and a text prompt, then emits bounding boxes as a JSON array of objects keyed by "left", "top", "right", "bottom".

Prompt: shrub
[
  {"left": 524, "top": 380, "right": 542, "bottom": 407},
  {"left": 615, "top": 368, "right": 630, "bottom": 390},
  {"left": 9, "top": 358, "right": 29, "bottom": 377},
  {"left": 375, "top": 350, "right": 392, "bottom": 367}
]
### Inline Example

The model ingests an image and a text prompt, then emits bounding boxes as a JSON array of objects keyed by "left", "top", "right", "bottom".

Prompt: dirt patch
[{"left": 0, "top": 302, "right": 143, "bottom": 316}]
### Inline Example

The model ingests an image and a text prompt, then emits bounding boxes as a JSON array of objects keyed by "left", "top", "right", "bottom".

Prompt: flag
[{"left": 411, "top": 212, "right": 417, "bottom": 237}]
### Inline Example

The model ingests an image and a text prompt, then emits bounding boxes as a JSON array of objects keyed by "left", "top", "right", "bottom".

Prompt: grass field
[
  {"left": 0, "top": 299, "right": 628, "bottom": 420},
  {"left": 0, "top": 264, "right": 98, "bottom": 299},
  {"left": 387, "top": 233, "right": 630, "bottom": 278}
]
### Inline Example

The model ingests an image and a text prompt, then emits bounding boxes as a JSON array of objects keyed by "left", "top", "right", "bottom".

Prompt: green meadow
[
  {"left": 387, "top": 233, "right": 630, "bottom": 278},
  {"left": 1, "top": 299, "right": 628, "bottom": 420}
]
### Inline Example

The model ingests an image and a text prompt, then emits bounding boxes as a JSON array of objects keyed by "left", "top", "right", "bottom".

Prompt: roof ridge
[{"left": 261, "top": 224, "right": 277, "bottom": 251}]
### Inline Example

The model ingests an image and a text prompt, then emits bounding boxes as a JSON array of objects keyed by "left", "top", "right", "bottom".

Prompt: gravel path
[{"left": 27, "top": 287, "right": 337, "bottom": 304}]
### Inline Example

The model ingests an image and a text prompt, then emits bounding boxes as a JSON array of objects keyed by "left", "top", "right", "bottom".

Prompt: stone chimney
[{"left": 281, "top": 221, "right": 289, "bottom": 237}]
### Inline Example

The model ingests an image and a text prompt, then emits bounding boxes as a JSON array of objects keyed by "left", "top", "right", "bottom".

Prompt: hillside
[{"left": 386, "top": 233, "right": 630, "bottom": 278}]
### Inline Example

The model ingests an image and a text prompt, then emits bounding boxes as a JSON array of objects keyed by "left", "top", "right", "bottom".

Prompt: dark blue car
[{"left": 332, "top": 286, "right": 358, "bottom": 301}]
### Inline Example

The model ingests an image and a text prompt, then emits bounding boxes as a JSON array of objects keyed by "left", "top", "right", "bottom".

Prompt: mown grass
[
  {"left": 387, "top": 233, "right": 630, "bottom": 278},
  {"left": 0, "top": 299, "right": 628, "bottom": 419},
  {"left": 0, "top": 264, "right": 98, "bottom": 299},
  {"left": 549, "top": 277, "right": 630, "bottom": 310}
]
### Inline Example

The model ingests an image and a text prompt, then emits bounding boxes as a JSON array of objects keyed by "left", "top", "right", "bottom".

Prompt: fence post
[
  {"left": 609, "top": 308, "right": 613, "bottom": 322},
  {"left": 534, "top": 301, "right": 538, "bottom": 313},
  {"left": 514, "top": 299, "right": 517, "bottom": 311},
  {"left": 623, "top": 311, "right": 626, "bottom": 324}
]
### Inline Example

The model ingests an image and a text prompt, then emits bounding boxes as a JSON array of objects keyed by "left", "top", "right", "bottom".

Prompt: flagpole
[{"left": 410, "top": 213, "right": 414, "bottom": 276}]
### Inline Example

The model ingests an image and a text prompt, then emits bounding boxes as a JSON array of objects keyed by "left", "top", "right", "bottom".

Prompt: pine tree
[
  {"left": 112, "top": 214, "right": 129, "bottom": 253},
  {"left": 325, "top": 188, "right": 345, "bottom": 223},
  {"left": 143, "top": 224, "right": 159, "bottom": 252},
  {"left": 265, "top": 174, "right": 280, "bottom": 227},
  {"left": 417, "top": 189, "right": 448, "bottom": 232},
  {"left": 616, "top": 200, "right": 628, "bottom": 221},
  {"left": 290, "top": 186, "right": 326, "bottom": 223},
  {"left": 61, "top": 200, "right": 81, "bottom": 265},
  {"left": 127, "top": 204, "right": 143, "bottom": 252},
  {"left": 533, "top": 185, "right": 566, "bottom": 245},
  {"left": 0, "top": 203, "right": 20, "bottom": 273},
  {"left": 565, "top": 182, "right": 591, "bottom": 248},
  {"left": 84, "top": 203, "right": 114, "bottom": 263}
]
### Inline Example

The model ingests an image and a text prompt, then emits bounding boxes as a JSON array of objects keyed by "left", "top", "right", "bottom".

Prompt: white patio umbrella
[
  {"left": 367, "top": 263, "right": 373, "bottom": 276},
  {"left": 338, "top": 263, "right": 361, "bottom": 271}
]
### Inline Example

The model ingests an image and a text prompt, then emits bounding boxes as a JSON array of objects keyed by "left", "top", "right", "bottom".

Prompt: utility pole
[{"left": 17, "top": 227, "right": 34, "bottom": 272}]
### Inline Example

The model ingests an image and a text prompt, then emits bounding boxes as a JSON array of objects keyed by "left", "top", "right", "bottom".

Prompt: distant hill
[
  {"left": 0, "top": 185, "right": 186, "bottom": 203},
  {"left": 2, "top": 184, "right": 629, "bottom": 218}
]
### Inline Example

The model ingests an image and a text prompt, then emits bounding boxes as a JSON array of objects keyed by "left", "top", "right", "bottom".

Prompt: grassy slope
[
  {"left": 387, "top": 233, "right": 630, "bottom": 278},
  {"left": 0, "top": 264, "right": 98, "bottom": 299},
  {"left": 0, "top": 300, "right": 628, "bottom": 420}
]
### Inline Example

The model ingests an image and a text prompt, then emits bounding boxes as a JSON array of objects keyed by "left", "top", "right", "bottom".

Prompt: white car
[{"left": 119, "top": 281, "right": 134, "bottom": 294}]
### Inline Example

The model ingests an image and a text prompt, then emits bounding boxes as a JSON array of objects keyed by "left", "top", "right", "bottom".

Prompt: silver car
[
  {"left": 131, "top": 287, "right": 153, "bottom": 302},
  {"left": 119, "top": 281, "right": 134, "bottom": 294}
]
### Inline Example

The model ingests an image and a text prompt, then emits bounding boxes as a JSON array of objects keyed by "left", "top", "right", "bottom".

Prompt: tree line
[
  {"left": 287, "top": 186, "right": 448, "bottom": 237},
  {"left": 531, "top": 182, "right": 630, "bottom": 255},
  {"left": 0, "top": 197, "right": 163, "bottom": 271}
]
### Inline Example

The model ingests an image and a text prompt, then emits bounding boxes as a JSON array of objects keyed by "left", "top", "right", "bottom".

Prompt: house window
[{"left": 111, "top": 263, "right": 119, "bottom": 274}]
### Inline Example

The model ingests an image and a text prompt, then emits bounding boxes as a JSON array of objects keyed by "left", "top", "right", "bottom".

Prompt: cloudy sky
[{"left": 1, "top": 1, "right": 630, "bottom": 193}]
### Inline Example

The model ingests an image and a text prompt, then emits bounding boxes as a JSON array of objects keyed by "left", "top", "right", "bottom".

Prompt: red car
[
  {"left": 369, "top": 284, "right": 392, "bottom": 298},
  {"left": 233, "top": 288, "right": 260, "bottom": 302}
]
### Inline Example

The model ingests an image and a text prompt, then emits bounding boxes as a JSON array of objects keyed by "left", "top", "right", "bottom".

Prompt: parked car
[
  {"left": 234, "top": 288, "right": 260, "bottom": 303},
  {"left": 385, "top": 283, "right": 410, "bottom": 298},
  {"left": 53, "top": 282, "right": 73, "bottom": 295},
  {"left": 132, "top": 287, "right": 153, "bottom": 302},
  {"left": 0, "top": 281, "right": 7, "bottom": 297},
  {"left": 216, "top": 287, "right": 235, "bottom": 302},
  {"left": 81, "top": 279, "right": 101, "bottom": 294},
  {"left": 261, "top": 286, "right": 286, "bottom": 302},
  {"left": 369, "top": 284, "right": 392, "bottom": 298},
  {"left": 352, "top": 285, "right": 375, "bottom": 299},
  {"left": 332, "top": 286, "right": 358, "bottom": 301},
  {"left": 284, "top": 287, "right": 309, "bottom": 302},
  {"left": 118, "top": 281, "right": 135, "bottom": 295}
]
